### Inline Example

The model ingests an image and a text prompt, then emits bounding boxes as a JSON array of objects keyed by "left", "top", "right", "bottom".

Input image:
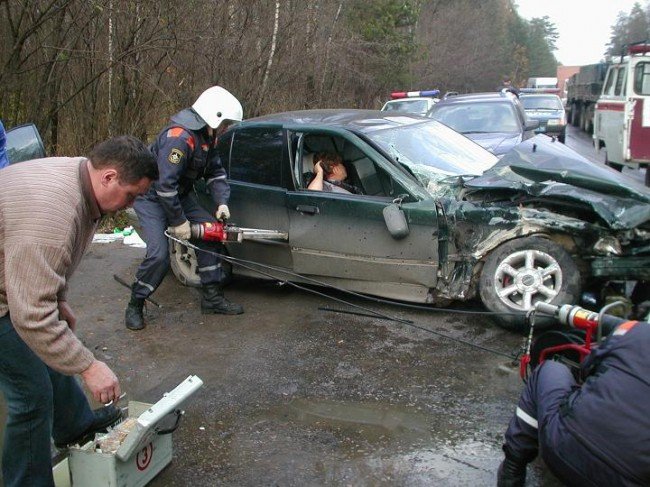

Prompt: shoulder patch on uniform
[
  {"left": 167, "top": 127, "right": 186, "bottom": 138},
  {"left": 168, "top": 148, "right": 184, "bottom": 164}
]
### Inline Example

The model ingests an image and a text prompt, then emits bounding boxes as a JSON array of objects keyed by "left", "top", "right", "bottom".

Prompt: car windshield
[
  {"left": 365, "top": 118, "right": 498, "bottom": 194},
  {"left": 382, "top": 99, "right": 428, "bottom": 114},
  {"left": 430, "top": 101, "right": 520, "bottom": 134},
  {"left": 521, "top": 96, "right": 563, "bottom": 110}
]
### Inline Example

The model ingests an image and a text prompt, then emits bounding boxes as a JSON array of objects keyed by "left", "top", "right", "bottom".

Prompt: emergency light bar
[
  {"left": 628, "top": 43, "right": 650, "bottom": 55},
  {"left": 390, "top": 89, "right": 440, "bottom": 100}
]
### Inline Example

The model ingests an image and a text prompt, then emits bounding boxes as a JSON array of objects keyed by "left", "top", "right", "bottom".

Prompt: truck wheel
[
  {"left": 479, "top": 237, "right": 581, "bottom": 332},
  {"left": 570, "top": 104, "right": 579, "bottom": 126},
  {"left": 604, "top": 152, "right": 623, "bottom": 172}
]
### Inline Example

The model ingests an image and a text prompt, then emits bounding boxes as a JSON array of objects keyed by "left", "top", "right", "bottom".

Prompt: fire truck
[{"left": 593, "top": 42, "right": 650, "bottom": 186}]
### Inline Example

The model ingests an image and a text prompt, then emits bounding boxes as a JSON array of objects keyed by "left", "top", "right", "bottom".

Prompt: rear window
[
  {"left": 520, "top": 96, "right": 563, "bottom": 110},
  {"left": 382, "top": 99, "right": 429, "bottom": 114},
  {"left": 430, "top": 101, "right": 520, "bottom": 133}
]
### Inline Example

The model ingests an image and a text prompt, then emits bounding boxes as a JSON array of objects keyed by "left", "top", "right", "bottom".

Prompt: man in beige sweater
[{"left": 0, "top": 135, "right": 158, "bottom": 486}]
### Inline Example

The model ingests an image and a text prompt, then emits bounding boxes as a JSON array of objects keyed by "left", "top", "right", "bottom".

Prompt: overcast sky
[{"left": 515, "top": 0, "right": 644, "bottom": 66}]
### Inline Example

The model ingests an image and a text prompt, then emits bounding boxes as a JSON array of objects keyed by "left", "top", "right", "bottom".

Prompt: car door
[
  {"left": 220, "top": 125, "right": 294, "bottom": 278},
  {"left": 286, "top": 128, "right": 440, "bottom": 303}
]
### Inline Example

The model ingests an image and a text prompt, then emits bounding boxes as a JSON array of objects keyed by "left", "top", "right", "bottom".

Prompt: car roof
[
  {"left": 244, "top": 109, "right": 432, "bottom": 133},
  {"left": 519, "top": 93, "right": 562, "bottom": 100},
  {"left": 436, "top": 92, "right": 517, "bottom": 105}
]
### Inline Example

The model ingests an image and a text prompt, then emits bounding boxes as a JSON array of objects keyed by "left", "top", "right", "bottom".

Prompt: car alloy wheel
[{"left": 479, "top": 236, "right": 581, "bottom": 332}]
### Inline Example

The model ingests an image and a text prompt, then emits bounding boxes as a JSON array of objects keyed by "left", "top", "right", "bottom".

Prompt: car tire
[
  {"left": 169, "top": 238, "right": 201, "bottom": 287},
  {"left": 558, "top": 131, "right": 565, "bottom": 144},
  {"left": 168, "top": 238, "right": 233, "bottom": 288},
  {"left": 479, "top": 237, "right": 581, "bottom": 332}
]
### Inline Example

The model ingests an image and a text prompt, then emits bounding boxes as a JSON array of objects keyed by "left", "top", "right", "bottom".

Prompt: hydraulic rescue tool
[
  {"left": 188, "top": 221, "right": 288, "bottom": 243},
  {"left": 519, "top": 302, "right": 633, "bottom": 381}
]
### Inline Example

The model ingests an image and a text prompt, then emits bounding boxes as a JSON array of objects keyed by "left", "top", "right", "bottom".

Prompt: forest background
[{"left": 1, "top": 0, "right": 648, "bottom": 155}]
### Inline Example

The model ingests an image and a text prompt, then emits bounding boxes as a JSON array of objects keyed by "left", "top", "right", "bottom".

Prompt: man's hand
[
  {"left": 314, "top": 161, "right": 324, "bottom": 176},
  {"left": 58, "top": 301, "right": 77, "bottom": 332},
  {"left": 81, "top": 360, "right": 121, "bottom": 405},
  {"left": 167, "top": 220, "right": 191, "bottom": 240},
  {"left": 216, "top": 204, "right": 230, "bottom": 221}
]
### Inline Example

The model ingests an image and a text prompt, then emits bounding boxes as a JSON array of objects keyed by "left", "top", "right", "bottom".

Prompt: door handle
[{"left": 295, "top": 205, "right": 319, "bottom": 215}]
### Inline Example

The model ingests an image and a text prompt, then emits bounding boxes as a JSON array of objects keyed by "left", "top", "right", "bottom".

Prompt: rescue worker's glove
[
  {"left": 168, "top": 220, "right": 191, "bottom": 240},
  {"left": 216, "top": 204, "right": 230, "bottom": 221}
]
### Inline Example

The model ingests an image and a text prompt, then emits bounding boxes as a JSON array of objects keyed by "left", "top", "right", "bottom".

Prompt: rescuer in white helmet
[{"left": 125, "top": 86, "right": 244, "bottom": 331}]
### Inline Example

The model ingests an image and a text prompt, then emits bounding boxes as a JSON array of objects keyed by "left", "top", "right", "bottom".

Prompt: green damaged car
[{"left": 164, "top": 110, "right": 648, "bottom": 329}]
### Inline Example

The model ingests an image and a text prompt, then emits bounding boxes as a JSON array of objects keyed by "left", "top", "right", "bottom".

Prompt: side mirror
[
  {"left": 524, "top": 120, "right": 540, "bottom": 131},
  {"left": 383, "top": 203, "right": 409, "bottom": 239}
]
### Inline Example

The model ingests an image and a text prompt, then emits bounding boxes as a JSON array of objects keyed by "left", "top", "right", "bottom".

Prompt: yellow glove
[
  {"left": 216, "top": 204, "right": 230, "bottom": 221},
  {"left": 167, "top": 220, "right": 191, "bottom": 240}
]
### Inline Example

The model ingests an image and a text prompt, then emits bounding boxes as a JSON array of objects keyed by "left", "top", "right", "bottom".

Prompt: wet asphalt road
[
  {"left": 1, "top": 241, "right": 564, "bottom": 486},
  {"left": 1, "top": 125, "right": 630, "bottom": 486}
]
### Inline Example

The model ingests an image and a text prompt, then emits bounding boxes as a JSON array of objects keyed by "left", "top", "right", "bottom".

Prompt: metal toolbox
[{"left": 54, "top": 375, "right": 203, "bottom": 487}]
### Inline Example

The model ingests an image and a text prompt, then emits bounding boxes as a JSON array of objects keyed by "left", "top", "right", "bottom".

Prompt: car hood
[
  {"left": 464, "top": 132, "right": 521, "bottom": 156},
  {"left": 464, "top": 135, "right": 650, "bottom": 229}
]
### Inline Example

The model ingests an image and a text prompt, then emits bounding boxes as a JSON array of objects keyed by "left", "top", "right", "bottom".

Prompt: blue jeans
[{"left": 0, "top": 313, "right": 94, "bottom": 487}]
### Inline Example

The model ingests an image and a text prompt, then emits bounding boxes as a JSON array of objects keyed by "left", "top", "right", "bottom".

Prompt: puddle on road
[
  {"left": 274, "top": 398, "right": 452, "bottom": 448},
  {"left": 237, "top": 399, "right": 503, "bottom": 485}
]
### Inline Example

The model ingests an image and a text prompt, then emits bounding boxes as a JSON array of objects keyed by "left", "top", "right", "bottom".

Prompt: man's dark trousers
[
  {"left": 0, "top": 314, "right": 94, "bottom": 487},
  {"left": 132, "top": 192, "right": 225, "bottom": 299}
]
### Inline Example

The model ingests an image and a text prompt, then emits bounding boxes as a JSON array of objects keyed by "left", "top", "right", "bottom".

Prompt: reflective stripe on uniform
[
  {"left": 516, "top": 407, "right": 538, "bottom": 429},
  {"left": 136, "top": 280, "right": 155, "bottom": 293},
  {"left": 199, "top": 265, "right": 221, "bottom": 272},
  {"left": 206, "top": 175, "right": 227, "bottom": 184},
  {"left": 156, "top": 189, "right": 178, "bottom": 198}
]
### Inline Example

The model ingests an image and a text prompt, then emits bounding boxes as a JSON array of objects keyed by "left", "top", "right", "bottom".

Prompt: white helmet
[{"left": 192, "top": 86, "right": 243, "bottom": 129}]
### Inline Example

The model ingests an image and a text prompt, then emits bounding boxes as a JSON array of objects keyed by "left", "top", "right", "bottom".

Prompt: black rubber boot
[
  {"left": 125, "top": 294, "right": 145, "bottom": 331},
  {"left": 497, "top": 455, "right": 527, "bottom": 487},
  {"left": 201, "top": 284, "right": 244, "bottom": 315}
]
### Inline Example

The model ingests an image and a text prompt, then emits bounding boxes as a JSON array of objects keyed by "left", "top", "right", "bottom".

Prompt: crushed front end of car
[{"left": 438, "top": 136, "right": 650, "bottom": 322}]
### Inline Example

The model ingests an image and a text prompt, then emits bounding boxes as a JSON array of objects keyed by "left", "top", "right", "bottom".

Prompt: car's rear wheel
[
  {"left": 169, "top": 238, "right": 233, "bottom": 287},
  {"left": 479, "top": 237, "right": 581, "bottom": 332},
  {"left": 169, "top": 238, "right": 201, "bottom": 287}
]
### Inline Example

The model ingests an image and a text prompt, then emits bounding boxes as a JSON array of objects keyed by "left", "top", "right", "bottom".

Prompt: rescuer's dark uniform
[
  {"left": 125, "top": 103, "right": 243, "bottom": 331},
  {"left": 498, "top": 319, "right": 650, "bottom": 486}
]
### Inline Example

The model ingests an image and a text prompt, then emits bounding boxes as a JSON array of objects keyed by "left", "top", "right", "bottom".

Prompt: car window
[
  {"left": 603, "top": 68, "right": 616, "bottom": 96},
  {"left": 295, "top": 133, "right": 397, "bottom": 197},
  {"left": 614, "top": 67, "right": 626, "bottom": 96},
  {"left": 228, "top": 127, "right": 285, "bottom": 187},
  {"left": 430, "top": 101, "right": 520, "bottom": 133},
  {"left": 5, "top": 124, "right": 46, "bottom": 164},
  {"left": 521, "top": 96, "right": 563, "bottom": 110},
  {"left": 634, "top": 62, "right": 650, "bottom": 95}
]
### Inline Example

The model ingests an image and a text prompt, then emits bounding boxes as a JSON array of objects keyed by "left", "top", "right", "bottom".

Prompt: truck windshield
[{"left": 634, "top": 62, "right": 650, "bottom": 95}]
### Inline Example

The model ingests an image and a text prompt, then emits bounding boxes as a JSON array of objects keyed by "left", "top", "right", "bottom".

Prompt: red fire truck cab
[{"left": 593, "top": 42, "right": 650, "bottom": 186}]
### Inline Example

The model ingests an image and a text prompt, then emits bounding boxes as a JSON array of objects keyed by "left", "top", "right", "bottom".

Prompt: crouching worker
[
  {"left": 0, "top": 136, "right": 158, "bottom": 486},
  {"left": 497, "top": 319, "right": 650, "bottom": 486},
  {"left": 125, "top": 86, "right": 244, "bottom": 331}
]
